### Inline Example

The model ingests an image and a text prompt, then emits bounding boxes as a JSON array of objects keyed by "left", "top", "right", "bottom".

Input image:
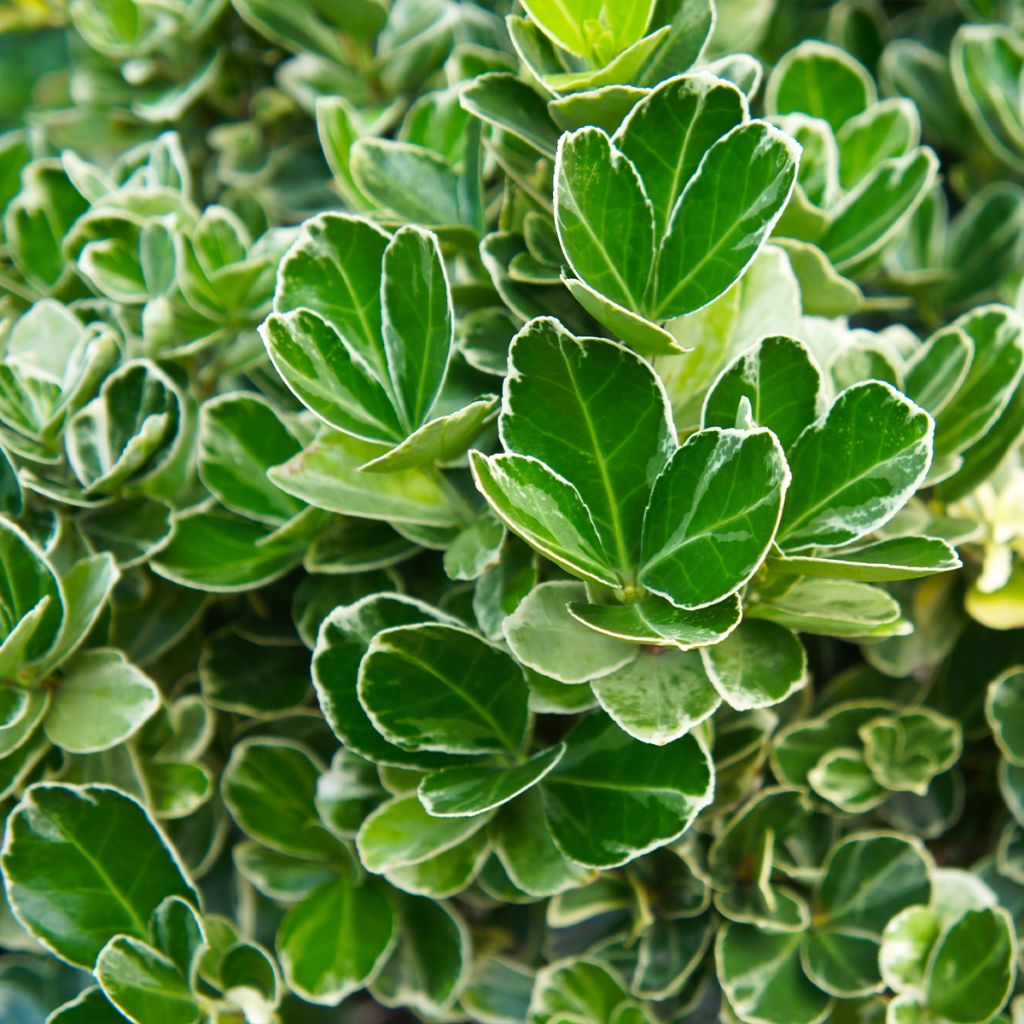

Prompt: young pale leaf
[
  {"left": 381, "top": 225, "right": 452, "bottom": 430},
  {"left": 701, "top": 619, "right": 807, "bottom": 711},
  {"left": 614, "top": 72, "right": 747, "bottom": 236},
  {"left": 650, "top": 121, "right": 799, "bottom": 320},
  {"left": 96, "top": 937, "right": 199, "bottom": 1024},
  {"left": 591, "top": 648, "right": 721, "bottom": 746},
  {"left": 1, "top": 783, "right": 198, "bottom": 968},
  {"left": 270, "top": 431, "right": 459, "bottom": 528},
  {"left": 470, "top": 452, "right": 618, "bottom": 586},
  {"left": 359, "top": 623, "right": 529, "bottom": 756},
  {"left": 44, "top": 649, "right": 160, "bottom": 754},
  {"left": 277, "top": 873, "right": 396, "bottom": 1006},
  {"left": 640, "top": 427, "right": 789, "bottom": 609},
  {"left": 554, "top": 128, "right": 654, "bottom": 312},
  {"left": 419, "top": 744, "right": 565, "bottom": 817},
  {"left": 568, "top": 592, "right": 741, "bottom": 649},
  {"left": 777, "top": 381, "right": 933, "bottom": 551},
  {"left": 541, "top": 714, "right": 713, "bottom": 867},
  {"left": 702, "top": 335, "right": 824, "bottom": 450},
  {"left": 504, "top": 580, "right": 635, "bottom": 684},
  {"left": 519, "top": 0, "right": 655, "bottom": 60}
]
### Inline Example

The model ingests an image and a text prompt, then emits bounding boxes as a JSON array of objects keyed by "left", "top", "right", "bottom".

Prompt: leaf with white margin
[
  {"left": 768, "top": 536, "right": 961, "bottom": 583},
  {"left": 44, "top": 649, "right": 160, "bottom": 754},
  {"left": 359, "top": 622, "right": 529, "bottom": 757},
  {"left": 419, "top": 745, "right": 565, "bottom": 817},
  {"left": 614, "top": 72, "right": 747, "bottom": 236},
  {"left": 807, "top": 748, "right": 888, "bottom": 813},
  {"left": 357, "top": 793, "right": 492, "bottom": 874},
  {"left": 591, "top": 648, "right": 721, "bottom": 746},
  {"left": 987, "top": 668, "right": 1024, "bottom": 766},
  {"left": 650, "top": 121, "right": 798, "bottom": 320},
  {"left": 501, "top": 319, "right": 675, "bottom": 577},
  {"left": 554, "top": 128, "right": 654, "bottom": 312},
  {"left": 503, "top": 581, "right": 636, "bottom": 685},
  {"left": 860, "top": 709, "right": 962, "bottom": 795},
  {"left": 750, "top": 578, "right": 908, "bottom": 638},
  {"left": 702, "top": 335, "right": 824, "bottom": 451},
  {"left": 777, "top": 381, "right": 933, "bottom": 551},
  {"left": 1, "top": 783, "right": 199, "bottom": 968},
  {"left": 801, "top": 833, "right": 932, "bottom": 998},
  {"left": 540, "top": 714, "right": 713, "bottom": 868},
  {"left": 471, "top": 452, "right": 619, "bottom": 587},
  {"left": 277, "top": 872, "right": 396, "bottom": 1006},
  {"left": 702, "top": 619, "right": 807, "bottom": 711},
  {"left": 96, "top": 936, "right": 199, "bottom": 1024},
  {"left": 569, "top": 592, "right": 741, "bottom": 649},
  {"left": 640, "top": 427, "right": 789, "bottom": 609},
  {"left": 717, "top": 925, "right": 832, "bottom": 1024}
]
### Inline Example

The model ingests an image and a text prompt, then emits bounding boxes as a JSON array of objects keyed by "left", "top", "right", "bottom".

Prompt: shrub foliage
[{"left": 0, "top": 0, "right": 1023, "bottom": 1021}]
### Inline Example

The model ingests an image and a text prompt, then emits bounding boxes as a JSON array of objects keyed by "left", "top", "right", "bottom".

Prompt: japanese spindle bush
[{"left": 1, "top": 0, "right": 1024, "bottom": 1022}]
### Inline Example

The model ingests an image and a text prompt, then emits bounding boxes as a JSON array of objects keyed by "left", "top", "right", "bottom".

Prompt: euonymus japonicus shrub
[{"left": 0, "top": 0, "right": 1024, "bottom": 1022}]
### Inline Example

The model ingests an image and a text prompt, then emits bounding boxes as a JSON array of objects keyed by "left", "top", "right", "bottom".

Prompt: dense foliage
[{"left": 0, "top": 0, "right": 1023, "bottom": 1021}]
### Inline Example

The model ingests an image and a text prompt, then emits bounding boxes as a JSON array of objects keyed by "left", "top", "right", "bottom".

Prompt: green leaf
[
  {"left": 591, "top": 648, "right": 721, "bottom": 745},
  {"left": 275, "top": 213, "right": 389, "bottom": 374},
  {"left": 717, "top": 925, "right": 831, "bottom": 1024},
  {"left": 837, "top": 98, "right": 920, "bottom": 189},
  {"left": 46, "top": 988, "right": 126, "bottom": 1023},
  {"left": 351, "top": 139, "right": 469, "bottom": 230},
  {"left": 554, "top": 128, "right": 654, "bottom": 312},
  {"left": 96, "top": 937, "right": 199, "bottom": 1024},
  {"left": 925, "top": 907, "right": 1017, "bottom": 1024},
  {"left": 197, "top": 393, "right": 305, "bottom": 523},
  {"left": 260, "top": 309, "right": 403, "bottom": 444},
  {"left": 359, "top": 622, "right": 529, "bottom": 756},
  {"left": 357, "top": 793, "right": 491, "bottom": 874},
  {"left": 277, "top": 873, "right": 396, "bottom": 1006},
  {"left": 701, "top": 619, "right": 807, "bottom": 710},
  {"left": 541, "top": 714, "right": 713, "bottom": 867},
  {"left": 381, "top": 225, "right": 452, "bottom": 430},
  {"left": 503, "top": 320, "right": 675, "bottom": 577},
  {"left": 40, "top": 552, "right": 119, "bottom": 674},
  {"left": 933, "top": 306, "right": 1024, "bottom": 462},
  {"left": 519, "top": 0, "right": 656, "bottom": 62},
  {"left": 861, "top": 709, "right": 962, "bottom": 795},
  {"left": 803, "top": 833, "right": 932, "bottom": 998},
  {"left": 568, "top": 592, "right": 741, "bottom": 649},
  {"left": 44, "top": 649, "right": 160, "bottom": 754},
  {"left": 460, "top": 73, "right": 560, "bottom": 157},
  {"left": 777, "top": 381, "right": 933, "bottom": 551},
  {"left": 492, "top": 788, "right": 594, "bottom": 898},
  {"left": 703, "top": 335, "right": 824, "bottom": 451},
  {"left": 504, "top": 580, "right": 636, "bottom": 683},
  {"left": 528, "top": 959, "right": 635, "bottom": 1024},
  {"left": 470, "top": 452, "right": 618, "bottom": 586},
  {"left": 821, "top": 148, "right": 939, "bottom": 270},
  {"left": 1, "top": 783, "right": 198, "bottom": 969},
  {"left": 614, "top": 72, "right": 747, "bottom": 236},
  {"left": 221, "top": 738, "right": 339, "bottom": 860},
  {"left": 419, "top": 744, "right": 565, "bottom": 817},
  {"left": 371, "top": 894, "right": 468, "bottom": 1016},
  {"left": 987, "top": 668, "right": 1024, "bottom": 766},
  {"left": 766, "top": 41, "right": 876, "bottom": 133},
  {"left": 151, "top": 507, "right": 303, "bottom": 593},
  {"left": 750, "top": 577, "right": 907, "bottom": 638},
  {"left": 640, "top": 427, "right": 789, "bottom": 608},
  {"left": 312, "top": 593, "right": 467, "bottom": 770},
  {"left": 650, "top": 121, "right": 799, "bottom": 319},
  {"left": 269, "top": 430, "right": 459, "bottom": 528},
  {"left": 768, "top": 536, "right": 961, "bottom": 582}
]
